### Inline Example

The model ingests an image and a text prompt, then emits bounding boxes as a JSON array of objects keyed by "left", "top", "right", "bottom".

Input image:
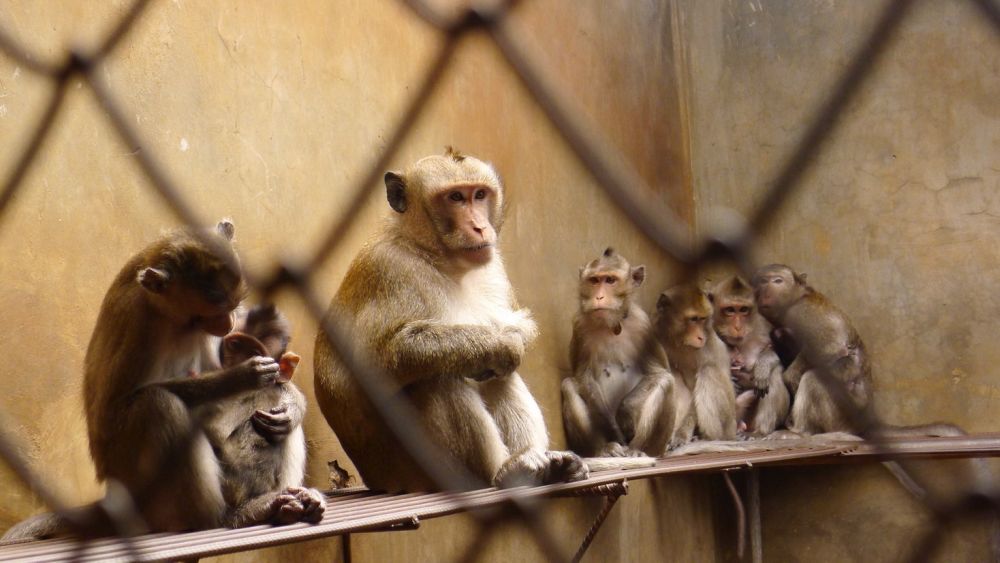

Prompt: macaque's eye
[
  {"left": 588, "top": 276, "right": 601, "bottom": 285},
  {"left": 739, "top": 306, "right": 751, "bottom": 314},
  {"left": 204, "top": 287, "right": 228, "bottom": 305},
  {"left": 474, "top": 189, "right": 488, "bottom": 200},
  {"left": 773, "top": 277, "right": 784, "bottom": 284},
  {"left": 724, "top": 307, "right": 736, "bottom": 315},
  {"left": 448, "top": 192, "right": 464, "bottom": 202},
  {"left": 606, "top": 277, "right": 617, "bottom": 285}
]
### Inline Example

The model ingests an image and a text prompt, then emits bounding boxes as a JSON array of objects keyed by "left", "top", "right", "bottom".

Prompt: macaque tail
[
  {"left": 0, "top": 512, "right": 65, "bottom": 543},
  {"left": 582, "top": 456, "right": 656, "bottom": 471}
]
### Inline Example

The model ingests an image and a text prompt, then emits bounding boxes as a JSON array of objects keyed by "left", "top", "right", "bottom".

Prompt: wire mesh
[{"left": 0, "top": 0, "right": 997, "bottom": 561}]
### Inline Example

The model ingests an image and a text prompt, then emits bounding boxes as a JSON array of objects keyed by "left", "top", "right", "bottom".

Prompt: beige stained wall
[
  {"left": 679, "top": 0, "right": 1000, "bottom": 561},
  {"left": 0, "top": 1, "right": 729, "bottom": 562}
]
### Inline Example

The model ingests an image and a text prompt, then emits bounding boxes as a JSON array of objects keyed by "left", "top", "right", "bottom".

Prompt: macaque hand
[
  {"left": 239, "top": 355, "right": 281, "bottom": 387},
  {"left": 252, "top": 405, "right": 292, "bottom": 441},
  {"left": 488, "top": 328, "right": 525, "bottom": 377}
]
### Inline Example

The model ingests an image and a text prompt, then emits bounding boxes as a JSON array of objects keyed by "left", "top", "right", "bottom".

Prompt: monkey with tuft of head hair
[
  {"left": 561, "top": 248, "right": 676, "bottom": 460},
  {"left": 314, "top": 149, "right": 587, "bottom": 492}
]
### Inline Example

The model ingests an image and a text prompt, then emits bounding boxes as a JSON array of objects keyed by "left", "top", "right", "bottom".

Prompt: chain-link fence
[{"left": 0, "top": 0, "right": 998, "bottom": 561}]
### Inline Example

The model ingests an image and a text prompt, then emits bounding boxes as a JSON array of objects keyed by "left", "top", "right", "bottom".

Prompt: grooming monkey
[
  {"left": 5, "top": 220, "right": 332, "bottom": 543},
  {"left": 561, "top": 248, "right": 675, "bottom": 458},
  {"left": 206, "top": 304, "right": 325, "bottom": 527},
  {"left": 314, "top": 149, "right": 587, "bottom": 492},
  {"left": 752, "top": 264, "right": 873, "bottom": 434},
  {"left": 710, "top": 275, "right": 789, "bottom": 437},
  {"left": 654, "top": 284, "right": 737, "bottom": 442}
]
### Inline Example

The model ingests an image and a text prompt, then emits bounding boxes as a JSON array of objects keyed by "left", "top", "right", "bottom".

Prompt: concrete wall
[
  {"left": 0, "top": 1, "right": 729, "bottom": 561},
  {"left": 678, "top": 0, "right": 1000, "bottom": 560}
]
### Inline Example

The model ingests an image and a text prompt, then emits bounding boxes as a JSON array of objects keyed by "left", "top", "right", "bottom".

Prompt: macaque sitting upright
[
  {"left": 561, "top": 248, "right": 676, "bottom": 458},
  {"left": 205, "top": 304, "right": 325, "bottom": 527},
  {"left": 710, "top": 275, "right": 789, "bottom": 437}
]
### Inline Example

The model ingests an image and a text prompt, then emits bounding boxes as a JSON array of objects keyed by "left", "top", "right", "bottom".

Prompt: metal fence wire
[{"left": 0, "top": 0, "right": 999, "bottom": 561}]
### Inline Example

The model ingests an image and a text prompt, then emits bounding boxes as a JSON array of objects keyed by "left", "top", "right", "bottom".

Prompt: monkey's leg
[
  {"left": 561, "top": 377, "right": 607, "bottom": 456},
  {"left": 619, "top": 371, "right": 675, "bottom": 456},
  {"left": 669, "top": 381, "right": 696, "bottom": 448},
  {"left": 787, "top": 372, "right": 850, "bottom": 435},
  {"left": 481, "top": 373, "right": 588, "bottom": 486},
  {"left": 693, "top": 369, "right": 738, "bottom": 441},
  {"left": 115, "top": 387, "right": 227, "bottom": 532},
  {"left": 405, "top": 377, "right": 511, "bottom": 488},
  {"left": 782, "top": 355, "right": 807, "bottom": 393}
]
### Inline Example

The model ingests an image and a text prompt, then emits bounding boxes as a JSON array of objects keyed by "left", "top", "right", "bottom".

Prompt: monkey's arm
[
  {"left": 154, "top": 356, "right": 280, "bottom": 407},
  {"left": 382, "top": 320, "right": 523, "bottom": 386},
  {"left": 782, "top": 354, "right": 807, "bottom": 393},
  {"left": 751, "top": 350, "right": 783, "bottom": 397}
]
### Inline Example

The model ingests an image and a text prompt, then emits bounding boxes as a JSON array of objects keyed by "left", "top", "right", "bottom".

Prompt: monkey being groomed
[
  {"left": 561, "top": 248, "right": 675, "bottom": 461},
  {"left": 314, "top": 149, "right": 588, "bottom": 492},
  {"left": 205, "top": 303, "right": 325, "bottom": 527},
  {"left": 3, "top": 221, "right": 324, "bottom": 543}
]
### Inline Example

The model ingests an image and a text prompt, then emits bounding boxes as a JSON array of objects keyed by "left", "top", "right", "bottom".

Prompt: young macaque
[
  {"left": 710, "top": 275, "right": 789, "bottom": 437},
  {"left": 752, "top": 264, "right": 873, "bottom": 435},
  {"left": 204, "top": 304, "right": 324, "bottom": 527},
  {"left": 314, "top": 149, "right": 587, "bottom": 492},
  {"left": 561, "top": 248, "right": 675, "bottom": 458},
  {"left": 654, "top": 283, "right": 737, "bottom": 442}
]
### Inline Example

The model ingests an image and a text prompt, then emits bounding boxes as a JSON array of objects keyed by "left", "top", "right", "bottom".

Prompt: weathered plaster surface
[{"left": 679, "top": 0, "right": 1000, "bottom": 560}]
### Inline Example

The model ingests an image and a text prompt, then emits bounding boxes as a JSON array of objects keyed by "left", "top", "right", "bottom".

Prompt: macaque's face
[
  {"left": 658, "top": 287, "right": 713, "bottom": 349},
  {"left": 431, "top": 183, "right": 498, "bottom": 267},
  {"left": 752, "top": 266, "right": 799, "bottom": 320},
  {"left": 713, "top": 296, "right": 753, "bottom": 346},
  {"left": 578, "top": 251, "right": 644, "bottom": 331}
]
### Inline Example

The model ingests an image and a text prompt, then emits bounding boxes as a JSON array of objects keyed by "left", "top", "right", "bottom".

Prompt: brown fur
[
  {"left": 710, "top": 275, "right": 789, "bottom": 437},
  {"left": 752, "top": 264, "right": 873, "bottom": 434},
  {"left": 314, "top": 151, "right": 586, "bottom": 492},
  {"left": 654, "top": 283, "right": 737, "bottom": 442},
  {"left": 562, "top": 249, "right": 676, "bottom": 458}
]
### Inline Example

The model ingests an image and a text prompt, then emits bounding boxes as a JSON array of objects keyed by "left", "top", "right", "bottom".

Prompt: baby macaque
[
  {"left": 562, "top": 248, "right": 676, "bottom": 458},
  {"left": 205, "top": 304, "right": 324, "bottom": 526},
  {"left": 710, "top": 276, "right": 789, "bottom": 437}
]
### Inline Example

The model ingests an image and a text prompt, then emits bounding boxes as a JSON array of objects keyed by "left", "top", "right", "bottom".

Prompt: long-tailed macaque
[
  {"left": 710, "top": 276, "right": 789, "bottom": 437},
  {"left": 206, "top": 304, "right": 324, "bottom": 527},
  {"left": 314, "top": 149, "right": 587, "bottom": 492},
  {"left": 561, "top": 248, "right": 675, "bottom": 458},
  {"left": 752, "top": 264, "right": 873, "bottom": 434},
  {"left": 654, "top": 284, "right": 737, "bottom": 441}
]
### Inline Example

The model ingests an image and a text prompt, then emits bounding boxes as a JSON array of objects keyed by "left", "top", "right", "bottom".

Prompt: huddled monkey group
[{"left": 1, "top": 148, "right": 960, "bottom": 542}]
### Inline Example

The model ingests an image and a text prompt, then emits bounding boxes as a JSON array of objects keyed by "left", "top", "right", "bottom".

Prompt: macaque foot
[
  {"left": 271, "top": 487, "right": 326, "bottom": 524},
  {"left": 492, "top": 450, "right": 589, "bottom": 488}
]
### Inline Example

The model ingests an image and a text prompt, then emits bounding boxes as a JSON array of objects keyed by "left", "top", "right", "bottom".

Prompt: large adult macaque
[
  {"left": 561, "top": 248, "right": 675, "bottom": 458},
  {"left": 752, "top": 264, "right": 873, "bottom": 434},
  {"left": 654, "top": 284, "right": 737, "bottom": 442},
  {"left": 710, "top": 275, "right": 789, "bottom": 437},
  {"left": 314, "top": 149, "right": 587, "bottom": 492}
]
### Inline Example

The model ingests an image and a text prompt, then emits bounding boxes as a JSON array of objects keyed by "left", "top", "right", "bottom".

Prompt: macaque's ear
[
  {"left": 794, "top": 271, "right": 808, "bottom": 285},
  {"left": 138, "top": 267, "right": 170, "bottom": 294},
  {"left": 216, "top": 219, "right": 235, "bottom": 241},
  {"left": 631, "top": 265, "right": 646, "bottom": 287},
  {"left": 656, "top": 292, "right": 671, "bottom": 312},
  {"left": 578, "top": 266, "right": 585, "bottom": 278},
  {"left": 385, "top": 172, "right": 407, "bottom": 213}
]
